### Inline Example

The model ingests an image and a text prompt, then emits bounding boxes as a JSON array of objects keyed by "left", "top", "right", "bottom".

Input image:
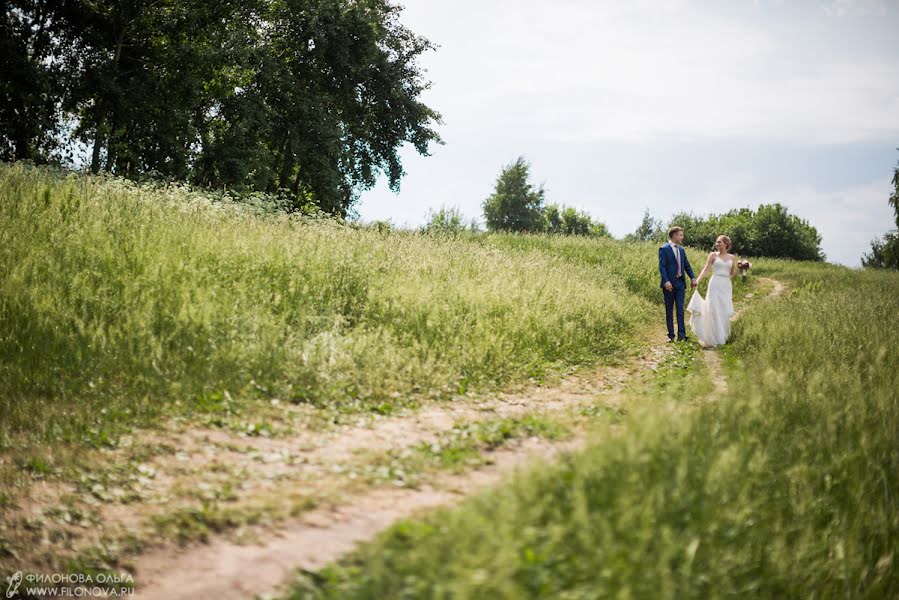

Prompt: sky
[{"left": 357, "top": 0, "right": 899, "bottom": 266}]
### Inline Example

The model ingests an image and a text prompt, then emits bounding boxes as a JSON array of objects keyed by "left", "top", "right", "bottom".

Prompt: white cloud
[
  {"left": 823, "top": 0, "right": 892, "bottom": 17},
  {"left": 407, "top": 0, "right": 899, "bottom": 144}
]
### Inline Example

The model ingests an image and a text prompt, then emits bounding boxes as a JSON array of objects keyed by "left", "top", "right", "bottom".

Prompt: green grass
[
  {"left": 150, "top": 502, "right": 266, "bottom": 545},
  {"left": 362, "top": 414, "right": 571, "bottom": 488},
  {"left": 0, "top": 162, "right": 661, "bottom": 453},
  {"left": 282, "top": 262, "right": 899, "bottom": 599}
]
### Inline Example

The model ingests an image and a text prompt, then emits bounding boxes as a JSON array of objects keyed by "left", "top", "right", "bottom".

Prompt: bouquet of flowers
[{"left": 737, "top": 259, "right": 752, "bottom": 280}]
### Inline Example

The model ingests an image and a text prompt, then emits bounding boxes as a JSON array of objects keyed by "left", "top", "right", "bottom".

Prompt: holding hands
[{"left": 664, "top": 279, "right": 697, "bottom": 291}]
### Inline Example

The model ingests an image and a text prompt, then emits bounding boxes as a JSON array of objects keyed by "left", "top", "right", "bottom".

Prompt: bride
[{"left": 687, "top": 235, "right": 737, "bottom": 347}]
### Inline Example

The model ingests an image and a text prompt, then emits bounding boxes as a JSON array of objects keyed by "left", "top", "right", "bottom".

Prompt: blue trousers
[{"left": 663, "top": 280, "right": 686, "bottom": 339}]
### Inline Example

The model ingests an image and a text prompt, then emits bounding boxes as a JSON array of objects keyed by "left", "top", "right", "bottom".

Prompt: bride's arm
[
  {"left": 729, "top": 256, "right": 738, "bottom": 278},
  {"left": 696, "top": 253, "right": 714, "bottom": 283}
]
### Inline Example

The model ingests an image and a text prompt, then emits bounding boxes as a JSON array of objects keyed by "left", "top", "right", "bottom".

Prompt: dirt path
[
  {"left": 133, "top": 277, "right": 785, "bottom": 600},
  {"left": 130, "top": 379, "right": 621, "bottom": 598},
  {"left": 136, "top": 435, "right": 587, "bottom": 600},
  {"left": 132, "top": 358, "right": 666, "bottom": 599}
]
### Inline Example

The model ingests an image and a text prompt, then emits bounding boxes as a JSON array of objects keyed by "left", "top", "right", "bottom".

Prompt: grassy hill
[{"left": 1, "top": 162, "right": 669, "bottom": 458}]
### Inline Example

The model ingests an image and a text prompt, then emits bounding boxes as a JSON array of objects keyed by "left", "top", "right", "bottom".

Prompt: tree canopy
[
  {"left": 483, "top": 157, "right": 609, "bottom": 237},
  {"left": 624, "top": 208, "right": 666, "bottom": 243},
  {"left": 543, "top": 204, "right": 610, "bottom": 237},
  {"left": 670, "top": 204, "right": 824, "bottom": 261},
  {"left": 422, "top": 205, "right": 477, "bottom": 235},
  {"left": 1, "top": 0, "right": 442, "bottom": 217},
  {"left": 482, "top": 157, "right": 546, "bottom": 233}
]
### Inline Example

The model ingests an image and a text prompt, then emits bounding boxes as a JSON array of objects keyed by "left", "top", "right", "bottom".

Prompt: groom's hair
[{"left": 667, "top": 226, "right": 684, "bottom": 239}]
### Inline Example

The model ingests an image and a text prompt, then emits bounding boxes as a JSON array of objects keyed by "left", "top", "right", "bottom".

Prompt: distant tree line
[
  {"left": 1, "top": 0, "right": 442, "bottom": 216},
  {"left": 610, "top": 198, "right": 823, "bottom": 260},
  {"left": 666, "top": 204, "right": 824, "bottom": 261},
  {"left": 622, "top": 204, "right": 825, "bottom": 261},
  {"left": 481, "top": 157, "right": 610, "bottom": 237},
  {"left": 862, "top": 152, "right": 899, "bottom": 270},
  {"left": 474, "top": 156, "right": 825, "bottom": 260}
]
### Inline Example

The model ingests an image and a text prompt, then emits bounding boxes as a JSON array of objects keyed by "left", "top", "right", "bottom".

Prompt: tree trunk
[
  {"left": 106, "top": 27, "right": 126, "bottom": 172},
  {"left": 291, "top": 168, "right": 303, "bottom": 197},
  {"left": 278, "top": 132, "right": 293, "bottom": 190},
  {"left": 91, "top": 106, "right": 105, "bottom": 174}
]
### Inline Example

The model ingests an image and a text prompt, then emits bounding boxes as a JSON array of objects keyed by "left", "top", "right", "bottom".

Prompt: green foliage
[
  {"left": 0, "top": 1, "right": 64, "bottom": 162},
  {"left": 0, "top": 162, "right": 658, "bottom": 447},
  {"left": 483, "top": 158, "right": 609, "bottom": 237},
  {"left": 543, "top": 204, "right": 610, "bottom": 237},
  {"left": 588, "top": 221, "right": 611, "bottom": 238},
  {"left": 862, "top": 231, "right": 899, "bottom": 270},
  {"left": 482, "top": 157, "right": 546, "bottom": 232},
  {"left": 151, "top": 502, "right": 263, "bottom": 545},
  {"left": 2, "top": 0, "right": 442, "bottom": 217},
  {"left": 862, "top": 152, "right": 899, "bottom": 269},
  {"left": 624, "top": 208, "right": 667, "bottom": 243},
  {"left": 368, "top": 415, "right": 569, "bottom": 487},
  {"left": 543, "top": 203, "right": 562, "bottom": 232},
  {"left": 283, "top": 261, "right": 899, "bottom": 599},
  {"left": 890, "top": 151, "right": 899, "bottom": 230},
  {"left": 422, "top": 205, "right": 474, "bottom": 235},
  {"left": 558, "top": 206, "right": 590, "bottom": 235},
  {"left": 671, "top": 203, "right": 824, "bottom": 261}
]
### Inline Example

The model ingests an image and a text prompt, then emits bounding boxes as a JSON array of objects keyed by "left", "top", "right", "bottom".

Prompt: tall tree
[
  {"left": 195, "top": 0, "right": 442, "bottom": 216},
  {"left": 482, "top": 157, "right": 545, "bottom": 232},
  {"left": 57, "top": 0, "right": 257, "bottom": 177},
  {"left": 624, "top": 208, "right": 665, "bottom": 242},
  {"left": 1, "top": 1, "right": 65, "bottom": 162},
  {"left": 2, "top": 0, "right": 442, "bottom": 217}
]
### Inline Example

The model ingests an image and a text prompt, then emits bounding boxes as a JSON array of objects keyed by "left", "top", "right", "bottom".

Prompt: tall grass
[
  {"left": 0, "top": 162, "right": 660, "bottom": 447},
  {"left": 285, "top": 262, "right": 899, "bottom": 598}
]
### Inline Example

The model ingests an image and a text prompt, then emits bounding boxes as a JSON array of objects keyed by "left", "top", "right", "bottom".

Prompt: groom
[{"left": 659, "top": 226, "right": 697, "bottom": 342}]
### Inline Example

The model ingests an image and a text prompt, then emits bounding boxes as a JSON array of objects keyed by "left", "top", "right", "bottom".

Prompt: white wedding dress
[{"left": 686, "top": 256, "right": 734, "bottom": 347}]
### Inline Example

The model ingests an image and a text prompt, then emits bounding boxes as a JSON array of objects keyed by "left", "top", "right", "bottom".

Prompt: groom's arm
[{"left": 658, "top": 247, "right": 670, "bottom": 287}]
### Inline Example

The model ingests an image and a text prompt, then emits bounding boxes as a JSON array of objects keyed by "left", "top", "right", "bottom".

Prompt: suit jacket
[{"left": 658, "top": 244, "right": 695, "bottom": 288}]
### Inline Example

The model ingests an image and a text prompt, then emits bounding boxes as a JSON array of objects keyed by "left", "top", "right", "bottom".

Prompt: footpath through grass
[{"left": 284, "top": 262, "right": 899, "bottom": 599}]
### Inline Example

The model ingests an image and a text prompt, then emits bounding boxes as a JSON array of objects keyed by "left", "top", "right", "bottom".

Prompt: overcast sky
[{"left": 357, "top": 0, "right": 899, "bottom": 266}]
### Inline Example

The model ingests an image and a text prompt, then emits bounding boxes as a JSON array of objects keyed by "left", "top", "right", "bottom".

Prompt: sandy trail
[
  {"left": 136, "top": 436, "right": 587, "bottom": 600},
  {"left": 133, "top": 362, "right": 663, "bottom": 599}
]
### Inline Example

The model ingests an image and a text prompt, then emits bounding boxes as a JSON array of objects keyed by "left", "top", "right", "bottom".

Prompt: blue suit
[{"left": 658, "top": 244, "right": 695, "bottom": 340}]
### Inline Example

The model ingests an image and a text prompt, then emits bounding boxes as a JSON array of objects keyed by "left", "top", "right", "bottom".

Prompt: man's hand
[
  {"left": 690, "top": 279, "right": 698, "bottom": 289},
  {"left": 664, "top": 281, "right": 673, "bottom": 292}
]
